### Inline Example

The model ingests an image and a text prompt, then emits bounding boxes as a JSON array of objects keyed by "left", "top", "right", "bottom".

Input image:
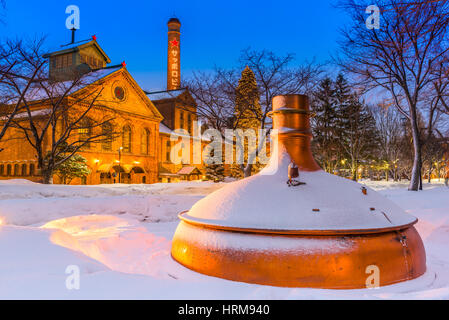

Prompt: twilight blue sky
[{"left": 0, "top": 0, "right": 351, "bottom": 91}]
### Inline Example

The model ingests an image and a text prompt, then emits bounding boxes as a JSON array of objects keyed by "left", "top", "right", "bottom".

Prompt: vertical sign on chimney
[{"left": 167, "top": 18, "right": 181, "bottom": 90}]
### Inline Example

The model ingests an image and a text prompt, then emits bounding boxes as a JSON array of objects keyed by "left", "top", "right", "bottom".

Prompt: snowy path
[{"left": 0, "top": 179, "right": 448, "bottom": 299}]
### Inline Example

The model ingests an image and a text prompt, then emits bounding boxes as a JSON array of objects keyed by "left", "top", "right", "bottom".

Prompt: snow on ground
[
  {"left": 0, "top": 178, "right": 448, "bottom": 299},
  {"left": 0, "top": 179, "right": 224, "bottom": 226}
]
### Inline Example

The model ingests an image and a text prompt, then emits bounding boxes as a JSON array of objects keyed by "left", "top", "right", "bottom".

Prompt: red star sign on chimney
[{"left": 170, "top": 39, "right": 179, "bottom": 47}]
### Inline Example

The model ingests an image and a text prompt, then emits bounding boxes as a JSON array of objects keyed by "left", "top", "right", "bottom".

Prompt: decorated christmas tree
[
  {"left": 234, "top": 66, "right": 262, "bottom": 129},
  {"left": 232, "top": 66, "right": 263, "bottom": 177}
]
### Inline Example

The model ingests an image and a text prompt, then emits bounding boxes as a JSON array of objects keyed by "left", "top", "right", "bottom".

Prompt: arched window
[
  {"left": 188, "top": 113, "right": 192, "bottom": 134},
  {"left": 141, "top": 129, "right": 150, "bottom": 155},
  {"left": 30, "top": 164, "right": 35, "bottom": 176},
  {"left": 0, "top": 164, "right": 4, "bottom": 176},
  {"left": 14, "top": 164, "right": 19, "bottom": 176},
  {"left": 180, "top": 111, "right": 184, "bottom": 129},
  {"left": 21, "top": 164, "right": 27, "bottom": 176},
  {"left": 6, "top": 164, "right": 11, "bottom": 176},
  {"left": 122, "top": 125, "right": 132, "bottom": 153},
  {"left": 101, "top": 122, "right": 113, "bottom": 151},
  {"left": 166, "top": 140, "right": 171, "bottom": 161},
  {"left": 78, "top": 118, "right": 92, "bottom": 149}
]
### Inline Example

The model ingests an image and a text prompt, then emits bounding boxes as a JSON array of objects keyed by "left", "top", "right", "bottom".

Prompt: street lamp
[{"left": 118, "top": 147, "right": 123, "bottom": 183}]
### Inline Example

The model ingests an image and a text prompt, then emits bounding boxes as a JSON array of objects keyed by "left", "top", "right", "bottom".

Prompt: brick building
[{"left": 0, "top": 18, "right": 208, "bottom": 184}]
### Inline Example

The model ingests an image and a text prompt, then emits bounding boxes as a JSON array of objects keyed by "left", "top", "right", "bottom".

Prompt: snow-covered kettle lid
[{"left": 180, "top": 94, "right": 417, "bottom": 233}]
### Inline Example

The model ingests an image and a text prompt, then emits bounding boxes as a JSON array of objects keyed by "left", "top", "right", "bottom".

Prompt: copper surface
[
  {"left": 178, "top": 211, "right": 418, "bottom": 236},
  {"left": 171, "top": 221, "right": 426, "bottom": 289},
  {"left": 171, "top": 94, "right": 427, "bottom": 289},
  {"left": 270, "top": 94, "right": 321, "bottom": 171}
]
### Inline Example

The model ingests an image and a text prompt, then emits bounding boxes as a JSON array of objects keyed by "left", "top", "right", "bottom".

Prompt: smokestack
[
  {"left": 71, "top": 28, "right": 76, "bottom": 44},
  {"left": 167, "top": 17, "right": 181, "bottom": 90}
]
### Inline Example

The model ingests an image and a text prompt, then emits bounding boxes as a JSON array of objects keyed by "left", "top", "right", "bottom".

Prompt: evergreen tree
[
  {"left": 337, "top": 91, "right": 380, "bottom": 181},
  {"left": 234, "top": 66, "right": 262, "bottom": 129},
  {"left": 54, "top": 154, "right": 91, "bottom": 184},
  {"left": 232, "top": 66, "right": 263, "bottom": 177},
  {"left": 204, "top": 146, "right": 225, "bottom": 182},
  {"left": 311, "top": 77, "right": 340, "bottom": 173},
  {"left": 205, "top": 163, "right": 225, "bottom": 182}
]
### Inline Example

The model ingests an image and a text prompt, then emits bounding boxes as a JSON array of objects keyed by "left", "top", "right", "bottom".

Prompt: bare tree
[
  {"left": 184, "top": 70, "right": 237, "bottom": 133},
  {"left": 0, "top": 39, "right": 43, "bottom": 151},
  {"left": 186, "top": 49, "right": 322, "bottom": 177},
  {"left": 239, "top": 48, "right": 322, "bottom": 129},
  {"left": 371, "top": 103, "right": 403, "bottom": 180},
  {"left": 336, "top": 0, "right": 449, "bottom": 190},
  {"left": 0, "top": 39, "right": 120, "bottom": 183}
]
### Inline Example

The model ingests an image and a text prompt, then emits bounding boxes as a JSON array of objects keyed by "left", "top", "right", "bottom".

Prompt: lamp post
[{"left": 118, "top": 147, "right": 123, "bottom": 183}]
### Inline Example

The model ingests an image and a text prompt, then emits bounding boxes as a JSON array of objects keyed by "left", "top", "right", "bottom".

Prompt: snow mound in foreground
[{"left": 41, "top": 215, "right": 182, "bottom": 278}]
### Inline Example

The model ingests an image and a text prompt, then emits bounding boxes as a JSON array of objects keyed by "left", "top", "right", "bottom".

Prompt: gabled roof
[
  {"left": 15, "top": 65, "right": 123, "bottom": 103},
  {"left": 177, "top": 166, "right": 202, "bottom": 175},
  {"left": 159, "top": 123, "right": 173, "bottom": 134},
  {"left": 43, "top": 38, "right": 111, "bottom": 64},
  {"left": 145, "top": 88, "right": 188, "bottom": 101}
]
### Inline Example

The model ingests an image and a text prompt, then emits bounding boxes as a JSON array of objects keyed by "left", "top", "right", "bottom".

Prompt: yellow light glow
[
  {"left": 94, "top": 159, "right": 100, "bottom": 163},
  {"left": 133, "top": 161, "right": 140, "bottom": 165},
  {"left": 115, "top": 160, "right": 120, "bottom": 163},
  {"left": 0, "top": 217, "right": 4, "bottom": 225}
]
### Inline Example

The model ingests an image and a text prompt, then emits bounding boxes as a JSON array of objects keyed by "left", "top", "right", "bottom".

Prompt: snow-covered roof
[
  {"left": 159, "top": 123, "right": 173, "bottom": 134},
  {"left": 11, "top": 109, "right": 51, "bottom": 120},
  {"left": 43, "top": 39, "right": 92, "bottom": 57},
  {"left": 183, "top": 146, "right": 418, "bottom": 232},
  {"left": 177, "top": 166, "right": 201, "bottom": 175},
  {"left": 145, "top": 89, "right": 187, "bottom": 101},
  {"left": 43, "top": 39, "right": 111, "bottom": 63},
  {"left": 13, "top": 66, "right": 122, "bottom": 104}
]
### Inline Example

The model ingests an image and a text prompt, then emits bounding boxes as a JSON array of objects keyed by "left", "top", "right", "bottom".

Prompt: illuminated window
[
  {"left": 180, "top": 111, "right": 184, "bottom": 129},
  {"left": 166, "top": 140, "right": 171, "bottom": 161},
  {"left": 78, "top": 118, "right": 92, "bottom": 149},
  {"left": 102, "top": 122, "right": 113, "bottom": 151},
  {"left": 122, "top": 125, "right": 132, "bottom": 153},
  {"left": 141, "top": 129, "right": 150, "bottom": 155},
  {"left": 188, "top": 113, "right": 192, "bottom": 134}
]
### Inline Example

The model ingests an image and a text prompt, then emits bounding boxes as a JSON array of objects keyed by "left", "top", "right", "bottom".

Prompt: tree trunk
[
  {"left": 408, "top": 112, "right": 422, "bottom": 191},
  {"left": 42, "top": 170, "right": 54, "bottom": 184},
  {"left": 351, "top": 164, "right": 357, "bottom": 181},
  {"left": 243, "top": 164, "right": 253, "bottom": 178}
]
